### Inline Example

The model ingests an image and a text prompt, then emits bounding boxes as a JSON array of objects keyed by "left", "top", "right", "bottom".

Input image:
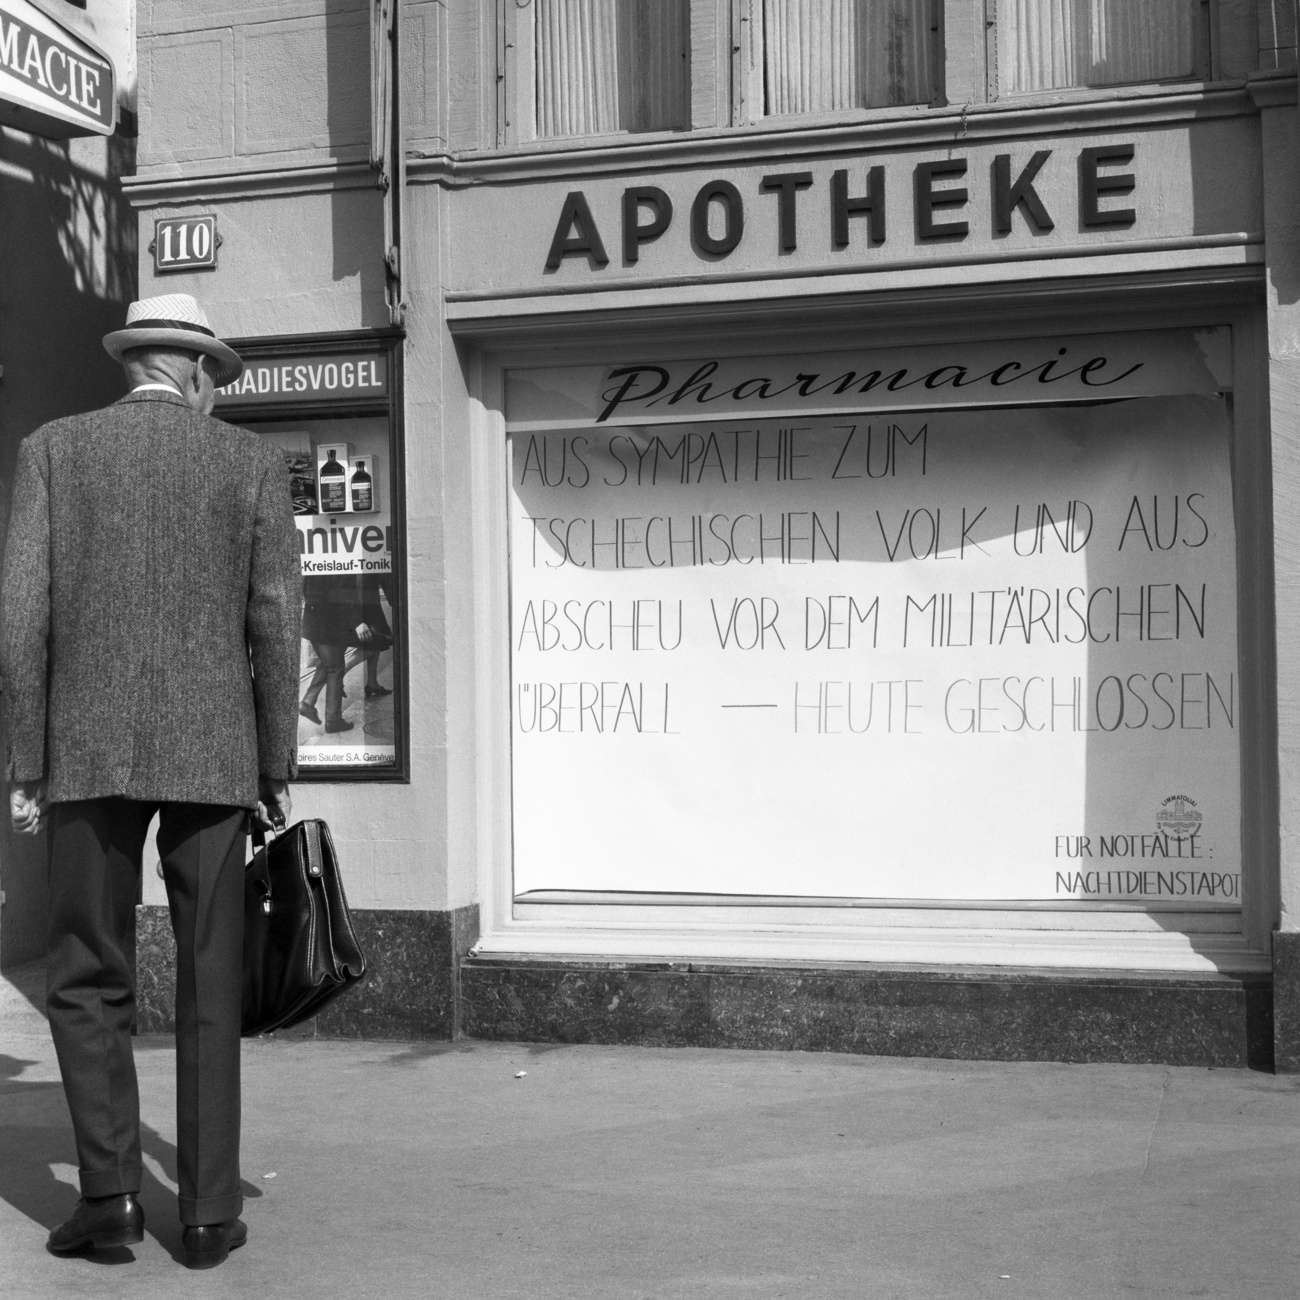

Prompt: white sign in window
[{"left": 508, "top": 395, "right": 1239, "bottom": 906}]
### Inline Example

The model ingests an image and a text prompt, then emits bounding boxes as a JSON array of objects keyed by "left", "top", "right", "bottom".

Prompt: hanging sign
[
  {"left": 152, "top": 216, "right": 219, "bottom": 273},
  {"left": 0, "top": 0, "right": 115, "bottom": 138}
]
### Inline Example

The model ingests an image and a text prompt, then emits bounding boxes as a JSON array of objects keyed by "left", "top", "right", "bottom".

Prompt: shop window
[
  {"left": 993, "top": 0, "right": 1207, "bottom": 94},
  {"left": 502, "top": 330, "right": 1245, "bottom": 922},
  {"left": 760, "top": 0, "right": 937, "bottom": 114},
  {"left": 214, "top": 336, "right": 407, "bottom": 781},
  {"left": 534, "top": 0, "right": 691, "bottom": 137}
]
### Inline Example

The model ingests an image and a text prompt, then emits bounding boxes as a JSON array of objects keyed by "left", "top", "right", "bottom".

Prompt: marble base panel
[
  {"left": 461, "top": 959, "right": 1274, "bottom": 1069},
  {"left": 1273, "top": 930, "right": 1300, "bottom": 1073},
  {"left": 134, "top": 904, "right": 479, "bottom": 1040}
]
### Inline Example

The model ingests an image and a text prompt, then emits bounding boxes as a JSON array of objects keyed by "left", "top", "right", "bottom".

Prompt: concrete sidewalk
[{"left": 2, "top": 963, "right": 1297, "bottom": 1300}]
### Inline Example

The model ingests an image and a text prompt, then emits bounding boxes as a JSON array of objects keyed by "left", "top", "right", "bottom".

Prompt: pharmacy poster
[
  {"left": 507, "top": 396, "right": 1240, "bottom": 904},
  {"left": 259, "top": 416, "right": 397, "bottom": 770}
]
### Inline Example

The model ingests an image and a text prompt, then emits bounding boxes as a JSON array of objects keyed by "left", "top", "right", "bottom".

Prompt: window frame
[
  {"left": 983, "top": 0, "right": 1216, "bottom": 103},
  {"left": 494, "top": 0, "right": 1224, "bottom": 150},
  {"left": 449, "top": 280, "right": 1276, "bottom": 974},
  {"left": 217, "top": 329, "right": 411, "bottom": 785},
  {"left": 498, "top": 0, "right": 949, "bottom": 148},
  {"left": 500, "top": 0, "right": 731, "bottom": 146},
  {"left": 731, "top": 0, "right": 948, "bottom": 126}
]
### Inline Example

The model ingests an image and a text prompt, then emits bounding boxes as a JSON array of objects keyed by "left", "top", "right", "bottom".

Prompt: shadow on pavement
[
  {"left": 1, "top": 960, "right": 47, "bottom": 1018},
  {"left": 0, "top": 1051, "right": 261, "bottom": 1267},
  {"left": 362, "top": 1040, "right": 479, "bottom": 1067}
]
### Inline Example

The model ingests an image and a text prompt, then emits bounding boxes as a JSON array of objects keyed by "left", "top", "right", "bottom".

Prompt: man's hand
[
  {"left": 9, "top": 781, "right": 47, "bottom": 835},
  {"left": 255, "top": 776, "right": 292, "bottom": 833}
]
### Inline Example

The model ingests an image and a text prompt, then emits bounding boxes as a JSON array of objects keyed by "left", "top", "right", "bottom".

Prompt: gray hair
[{"left": 121, "top": 345, "right": 216, "bottom": 385}]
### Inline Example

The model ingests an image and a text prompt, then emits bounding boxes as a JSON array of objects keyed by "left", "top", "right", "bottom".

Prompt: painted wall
[
  {"left": 136, "top": 0, "right": 445, "bottom": 176},
  {"left": 1258, "top": 86, "right": 1300, "bottom": 935},
  {"left": 131, "top": 0, "right": 464, "bottom": 912}
]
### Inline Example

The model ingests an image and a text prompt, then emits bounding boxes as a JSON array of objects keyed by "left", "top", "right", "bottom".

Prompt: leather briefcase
[{"left": 241, "top": 819, "right": 366, "bottom": 1036}]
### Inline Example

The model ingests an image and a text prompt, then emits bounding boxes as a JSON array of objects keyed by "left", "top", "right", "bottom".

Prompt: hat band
[{"left": 124, "top": 317, "right": 217, "bottom": 339}]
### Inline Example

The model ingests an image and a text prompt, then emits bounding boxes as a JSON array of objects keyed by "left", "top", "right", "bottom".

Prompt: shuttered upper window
[
  {"left": 511, "top": 1, "right": 1217, "bottom": 145},
  {"left": 534, "top": 0, "right": 690, "bottom": 138},
  {"left": 994, "top": 0, "right": 1208, "bottom": 94},
  {"left": 760, "top": 0, "right": 937, "bottom": 115}
]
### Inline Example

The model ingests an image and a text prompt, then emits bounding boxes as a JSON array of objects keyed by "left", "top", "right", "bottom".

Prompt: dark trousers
[
  {"left": 302, "top": 640, "right": 348, "bottom": 725},
  {"left": 46, "top": 798, "right": 247, "bottom": 1225}
]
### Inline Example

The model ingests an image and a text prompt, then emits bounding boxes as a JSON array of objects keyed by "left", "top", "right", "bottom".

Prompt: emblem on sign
[
  {"left": 1156, "top": 795, "right": 1202, "bottom": 839},
  {"left": 151, "top": 216, "right": 220, "bottom": 273}
]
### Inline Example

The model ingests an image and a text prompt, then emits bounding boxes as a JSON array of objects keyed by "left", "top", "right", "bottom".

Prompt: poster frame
[{"left": 218, "top": 327, "right": 410, "bottom": 785}]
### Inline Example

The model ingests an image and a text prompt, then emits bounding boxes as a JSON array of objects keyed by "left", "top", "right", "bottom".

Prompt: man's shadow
[{"left": 0, "top": 1052, "right": 261, "bottom": 1264}]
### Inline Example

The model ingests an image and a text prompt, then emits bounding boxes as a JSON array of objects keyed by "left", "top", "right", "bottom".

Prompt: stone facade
[{"left": 12, "top": 2, "right": 1300, "bottom": 1069}]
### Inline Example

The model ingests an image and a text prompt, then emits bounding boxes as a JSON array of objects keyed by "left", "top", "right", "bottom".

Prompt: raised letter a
[{"left": 544, "top": 192, "right": 610, "bottom": 271}]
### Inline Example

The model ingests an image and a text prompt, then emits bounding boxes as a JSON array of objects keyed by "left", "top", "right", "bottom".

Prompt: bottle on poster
[
  {"left": 350, "top": 458, "right": 373, "bottom": 512},
  {"left": 316, "top": 443, "right": 353, "bottom": 514}
]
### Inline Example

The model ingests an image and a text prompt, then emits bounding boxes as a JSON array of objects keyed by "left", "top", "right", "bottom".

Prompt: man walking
[{"left": 1, "top": 294, "right": 302, "bottom": 1269}]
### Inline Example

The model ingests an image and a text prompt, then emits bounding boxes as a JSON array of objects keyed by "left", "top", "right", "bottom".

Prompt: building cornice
[
  {"left": 121, "top": 160, "right": 379, "bottom": 207},
  {"left": 414, "top": 82, "right": 1265, "bottom": 189},
  {"left": 443, "top": 246, "right": 1264, "bottom": 331},
  {"left": 119, "top": 81, "right": 1275, "bottom": 207},
  {"left": 444, "top": 232, "right": 1263, "bottom": 308},
  {"left": 1246, "top": 70, "right": 1300, "bottom": 109},
  {"left": 441, "top": 264, "right": 1265, "bottom": 347}
]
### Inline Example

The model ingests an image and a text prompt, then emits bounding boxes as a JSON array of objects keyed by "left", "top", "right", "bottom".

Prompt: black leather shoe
[
  {"left": 182, "top": 1218, "right": 247, "bottom": 1270},
  {"left": 47, "top": 1193, "right": 144, "bottom": 1253}
]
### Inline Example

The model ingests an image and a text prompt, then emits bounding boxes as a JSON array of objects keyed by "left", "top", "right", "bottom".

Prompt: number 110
[{"left": 158, "top": 220, "right": 212, "bottom": 264}]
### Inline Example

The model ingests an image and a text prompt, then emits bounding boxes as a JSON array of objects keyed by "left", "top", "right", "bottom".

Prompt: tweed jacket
[{"left": 0, "top": 389, "right": 302, "bottom": 809}]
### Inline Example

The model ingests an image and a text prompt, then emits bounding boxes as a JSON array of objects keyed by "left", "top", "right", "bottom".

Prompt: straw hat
[{"left": 103, "top": 294, "right": 243, "bottom": 386}]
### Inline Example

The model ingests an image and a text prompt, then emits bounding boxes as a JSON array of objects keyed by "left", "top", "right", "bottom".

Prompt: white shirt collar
[{"left": 131, "top": 382, "right": 183, "bottom": 397}]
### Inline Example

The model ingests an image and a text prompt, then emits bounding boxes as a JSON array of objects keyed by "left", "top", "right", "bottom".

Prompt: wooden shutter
[
  {"left": 535, "top": 0, "right": 690, "bottom": 138},
  {"left": 762, "top": 0, "right": 934, "bottom": 115},
  {"left": 996, "top": 0, "right": 1200, "bottom": 93}
]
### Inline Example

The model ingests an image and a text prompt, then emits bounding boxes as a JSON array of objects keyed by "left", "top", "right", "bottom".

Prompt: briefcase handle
[
  {"left": 245, "top": 817, "right": 287, "bottom": 911},
  {"left": 245, "top": 839, "right": 272, "bottom": 912},
  {"left": 247, "top": 818, "right": 326, "bottom": 882},
  {"left": 248, "top": 812, "right": 289, "bottom": 852}
]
